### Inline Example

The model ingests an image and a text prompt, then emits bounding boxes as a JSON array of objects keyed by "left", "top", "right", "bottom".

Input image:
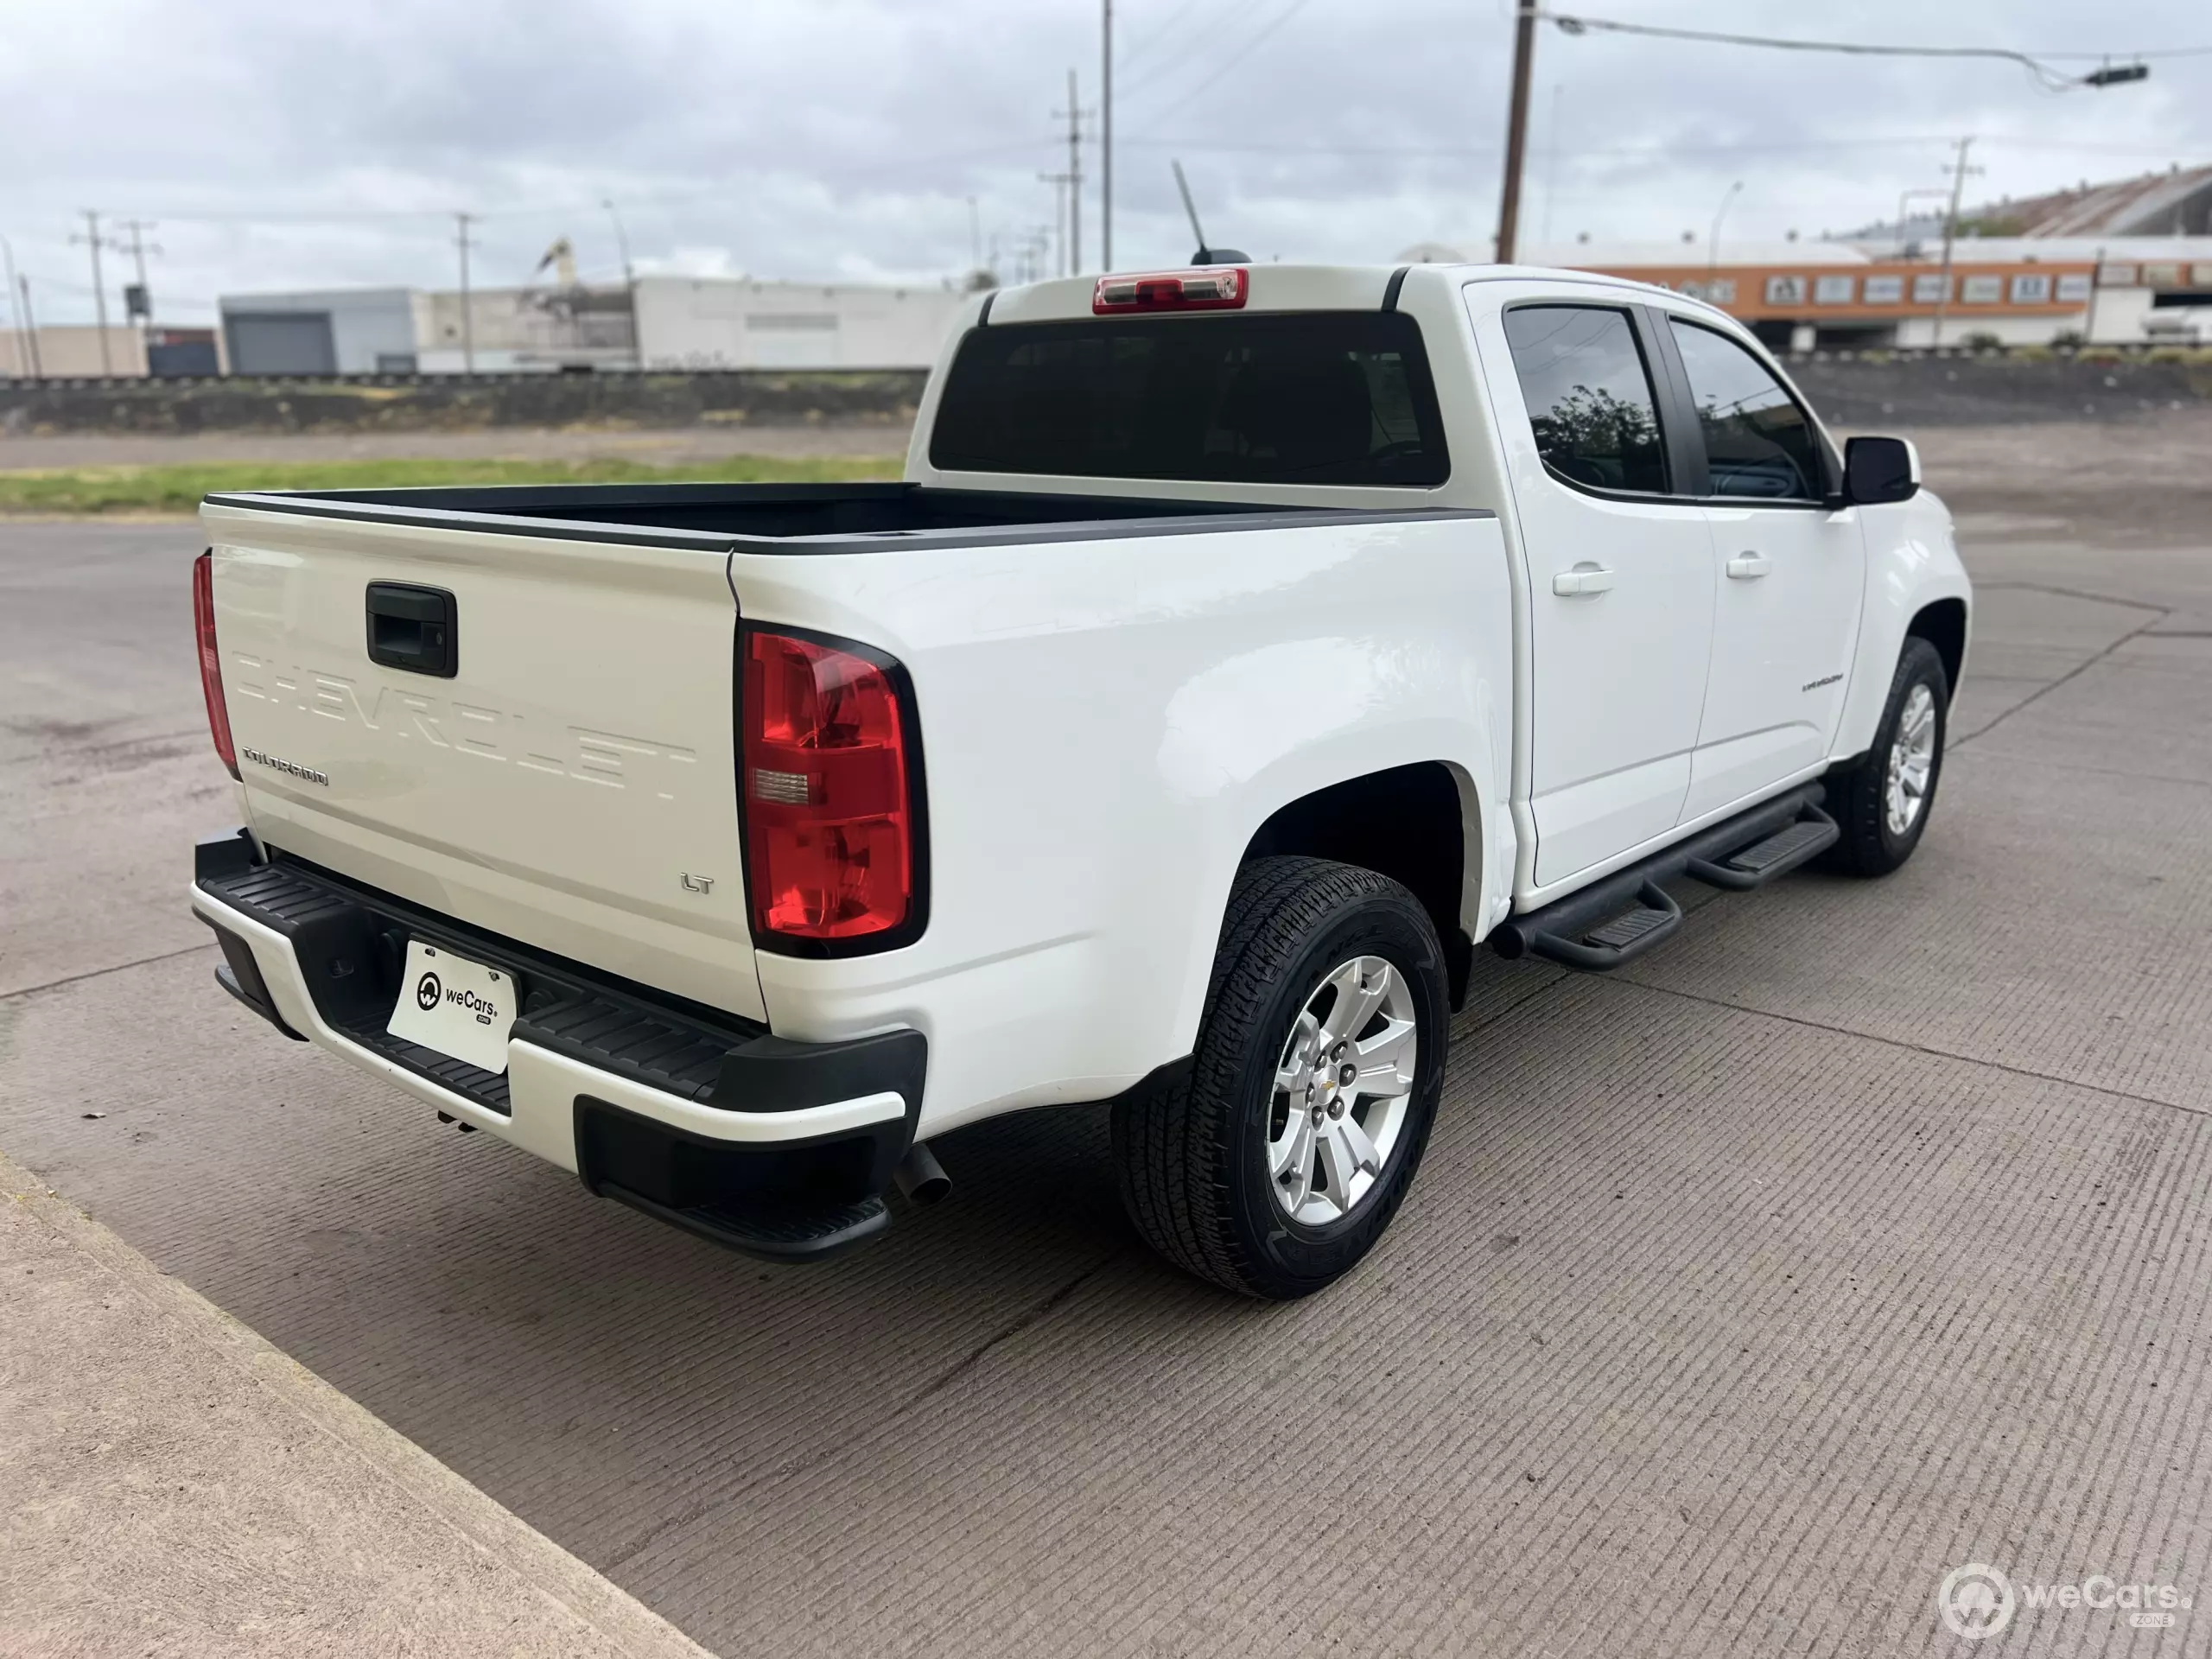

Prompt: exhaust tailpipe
[{"left": 893, "top": 1140, "right": 950, "bottom": 1206}]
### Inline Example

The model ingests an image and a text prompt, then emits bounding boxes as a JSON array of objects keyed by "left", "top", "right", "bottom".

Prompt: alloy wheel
[
  {"left": 1885, "top": 682, "right": 1938, "bottom": 838},
  {"left": 1265, "top": 955, "right": 1420, "bottom": 1226}
]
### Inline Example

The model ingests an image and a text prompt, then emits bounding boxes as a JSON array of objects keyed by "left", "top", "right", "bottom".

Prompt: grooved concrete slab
[{"left": 5, "top": 451, "right": 2212, "bottom": 1657}]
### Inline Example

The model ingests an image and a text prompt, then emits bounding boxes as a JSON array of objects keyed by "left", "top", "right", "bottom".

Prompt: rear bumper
[{"left": 190, "top": 830, "right": 925, "bottom": 1262}]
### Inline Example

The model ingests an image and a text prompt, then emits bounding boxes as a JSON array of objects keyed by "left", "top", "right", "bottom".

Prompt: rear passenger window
[
  {"left": 1502, "top": 306, "right": 1669, "bottom": 495},
  {"left": 1668, "top": 321, "right": 1826, "bottom": 501}
]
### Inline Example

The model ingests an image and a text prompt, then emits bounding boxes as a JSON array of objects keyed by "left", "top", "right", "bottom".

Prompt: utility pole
[
  {"left": 454, "top": 212, "right": 479, "bottom": 375},
  {"left": 1931, "top": 137, "right": 1978, "bottom": 348},
  {"left": 1494, "top": 0, "right": 1538, "bottom": 264},
  {"left": 601, "top": 199, "right": 637, "bottom": 367},
  {"left": 1038, "top": 170, "right": 1075, "bottom": 276},
  {"left": 0, "top": 234, "right": 26, "bottom": 378},
  {"left": 601, "top": 199, "right": 634, "bottom": 289},
  {"left": 1052, "top": 67, "right": 1086, "bottom": 272},
  {"left": 17, "top": 276, "right": 42, "bottom": 378},
  {"left": 1708, "top": 181, "right": 1743, "bottom": 276},
  {"left": 1539, "top": 82, "right": 1562, "bottom": 251},
  {"left": 2085, "top": 241, "right": 2106, "bottom": 343},
  {"left": 70, "top": 211, "right": 120, "bottom": 374},
  {"left": 1101, "top": 0, "right": 1114, "bottom": 270},
  {"left": 118, "top": 219, "right": 160, "bottom": 320}
]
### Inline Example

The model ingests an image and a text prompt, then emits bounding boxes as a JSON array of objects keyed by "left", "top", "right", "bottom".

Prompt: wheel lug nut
[
  {"left": 1327, "top": 1100, "right": 1344, "bottom": 1119},
  {"left": 1339, "top": 1063, "right": 1357, "bottom": 1086},
  {"left": 1332, "top": 1042, "right": 1347, "bottom": 1062}
]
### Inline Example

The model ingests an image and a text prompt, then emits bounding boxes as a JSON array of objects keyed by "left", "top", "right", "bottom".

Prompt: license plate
[{"left": 385, "top": 940, "right": 518, "bottom": 1074}]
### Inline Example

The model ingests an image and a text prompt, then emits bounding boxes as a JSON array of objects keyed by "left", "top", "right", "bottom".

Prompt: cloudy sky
[{"left": 3, "top": 0, "right": 2207, "bottom": 326}]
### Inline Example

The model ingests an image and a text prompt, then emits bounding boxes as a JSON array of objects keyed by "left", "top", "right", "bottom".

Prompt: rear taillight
[
  {"left": 741, "top": 626, "right": 921, "bottom": 950},
  {"left": 1092, "top": 266, "right": 1248, "bottom": 314},
  {"left": 192, "top": 550, "right": 239, "bottom": 779}
]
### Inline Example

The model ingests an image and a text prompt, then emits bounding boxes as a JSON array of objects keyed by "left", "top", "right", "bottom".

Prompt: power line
[
  {"left": 12, "top": 124, "right": 2196, "bottom": 246},
  {"left": 1123, "top": 134, "right": 1957, "bottom": 158},
  {"left": 1116, "top": 0, "right": 1211, "bottom": 75},
  {"left": 1143, "top": 0, "right": 1316, "bottom": 125},
  {"left": 1115, "top": 0, "right": 1277, "bottom": 100},
  {"left": 76, "top": 140, "right": 1065, "bottom": 228},
  {"left": 1086, "top": 132, "right": 2207, "bottom": 162}
]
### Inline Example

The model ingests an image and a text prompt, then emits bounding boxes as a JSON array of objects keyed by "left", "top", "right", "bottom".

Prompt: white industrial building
[
  {"left": 215, "top": 274, "right": 969, "bottom": 375},
  {"left": 219, "top": 289, "right": 425, "bottom": 375},
  {"left": 629, "top": 276, "right": 967, "bottom": 370}
]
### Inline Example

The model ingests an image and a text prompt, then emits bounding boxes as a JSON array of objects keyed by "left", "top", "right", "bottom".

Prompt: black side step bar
[{"left": 1491, "top": 785, "right": 1839, "bottom": 973}]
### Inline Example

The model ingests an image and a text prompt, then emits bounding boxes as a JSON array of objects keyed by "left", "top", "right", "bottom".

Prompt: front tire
[
  {"left": 1822, "top": 636, "right": 1949, "bottom": 877},
  {"left": 1112, "top": 857, "right": 1449, "bottom": 1299}
]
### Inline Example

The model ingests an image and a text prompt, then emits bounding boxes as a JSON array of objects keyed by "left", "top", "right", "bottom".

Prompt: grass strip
[{"left": 0, "top": 452, "right": 903, "bottom": 516}]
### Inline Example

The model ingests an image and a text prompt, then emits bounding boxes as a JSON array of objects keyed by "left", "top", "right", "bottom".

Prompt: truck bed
[{"left": 201, "top": 480, "right": 1410, "bottom": 550}]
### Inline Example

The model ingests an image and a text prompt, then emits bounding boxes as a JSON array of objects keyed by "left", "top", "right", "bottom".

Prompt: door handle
[
  {"left": 1552, "top": 563, "right": 1615, "bottom": 598},
  {"left": 1726, "top": 552, "right": 1772, "bottom": 581}
]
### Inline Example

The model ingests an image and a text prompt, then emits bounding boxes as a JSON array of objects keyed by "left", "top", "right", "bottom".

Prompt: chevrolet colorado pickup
[{"left": 189, "top": 262, "right": 1969, "bottom": 1299}]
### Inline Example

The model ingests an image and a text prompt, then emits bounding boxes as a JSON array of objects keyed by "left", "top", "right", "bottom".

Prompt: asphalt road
[{"left": 3, "top": 448, "right": 2210, "bottom": 1656}]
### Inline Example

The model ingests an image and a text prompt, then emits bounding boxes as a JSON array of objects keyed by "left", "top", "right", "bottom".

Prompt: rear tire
[
  {"left": 1822, "top": 636, "right": 1949, "bottom": 878},
  {"left": 1111, "top": 857, "right": 1449, "bottom": 1300}
]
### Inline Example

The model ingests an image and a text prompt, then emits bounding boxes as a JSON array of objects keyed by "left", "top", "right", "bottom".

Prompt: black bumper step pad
[
  {"left": 195, "top": 837, "right": 930, "bottom": 1265},
  {"left": 196, "top": 855, "right": 764, "bottom": 1120},
  {"left": 611, "top": 1187, "right": 893, "bottom": 1263}
]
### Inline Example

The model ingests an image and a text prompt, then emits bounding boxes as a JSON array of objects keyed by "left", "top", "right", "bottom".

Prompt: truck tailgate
[{"left": 201, "top": 504, "right": 764, "bottom": 1023}]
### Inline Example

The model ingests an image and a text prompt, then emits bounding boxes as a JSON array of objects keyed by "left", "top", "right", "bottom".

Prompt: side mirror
[{"left": 1843, "top": 435, "right": 1920, "bottom": 505}]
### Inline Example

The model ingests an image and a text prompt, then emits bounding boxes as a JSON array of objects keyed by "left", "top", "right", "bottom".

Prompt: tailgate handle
[{"left": 365, "top": 583, "right": 458, "bottom": 678}]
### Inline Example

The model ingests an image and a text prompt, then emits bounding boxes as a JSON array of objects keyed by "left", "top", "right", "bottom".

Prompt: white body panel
[
  {"left": 194, "top": 260, "right": 1969, "bottom": 1172},
  {"left": 728, "top": 515, "right": 1513, "bottom": 1136},
  {"left": 1463, "top": 281, "right": 1715, "bottom": 887},
  {"left": 204, "top": 505, "right": 768, "bottom": 1023},
  {"left": 1686, "top": 501, "right": 1866, "bottom": 822}
]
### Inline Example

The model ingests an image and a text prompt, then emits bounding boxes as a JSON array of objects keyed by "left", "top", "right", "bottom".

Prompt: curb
[{"left": 0, "top": 1146, "right": 714, "bottom": 1659}]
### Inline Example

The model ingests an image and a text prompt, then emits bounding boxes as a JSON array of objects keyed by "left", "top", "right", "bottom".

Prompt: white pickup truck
[{"left": 189, "top": 262, "right": 1969, "bottom": 1299}]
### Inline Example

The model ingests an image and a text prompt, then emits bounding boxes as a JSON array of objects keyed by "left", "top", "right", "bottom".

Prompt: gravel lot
[{"left": 3, "top": 420, "right": 2209, "bottom": 1656}]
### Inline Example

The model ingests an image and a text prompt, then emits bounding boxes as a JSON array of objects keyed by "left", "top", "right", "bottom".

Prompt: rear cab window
[
  {"left": 1500, "top": 305, "right": 1670, "bottom": 496},
  {"left": 928, "top": 312, "right": 1450, "bottom": 486}
]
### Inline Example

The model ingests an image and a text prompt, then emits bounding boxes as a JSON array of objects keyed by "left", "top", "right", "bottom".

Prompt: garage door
[{"left": 225, "top": 312, "right": 338, "bottom": 375}]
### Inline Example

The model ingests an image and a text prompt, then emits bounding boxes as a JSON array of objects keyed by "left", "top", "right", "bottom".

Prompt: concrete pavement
[
  {"left": 1, "top": 1146, "right": 710, "bottom": 1657},
  {"left": 3, "top": 427, "right": 2210, "bottom": 1656}
]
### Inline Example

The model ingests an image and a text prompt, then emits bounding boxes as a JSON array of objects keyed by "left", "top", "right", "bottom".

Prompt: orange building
[{"left": 1586, "top": 257, "right": 2097, "bottom": 350}]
